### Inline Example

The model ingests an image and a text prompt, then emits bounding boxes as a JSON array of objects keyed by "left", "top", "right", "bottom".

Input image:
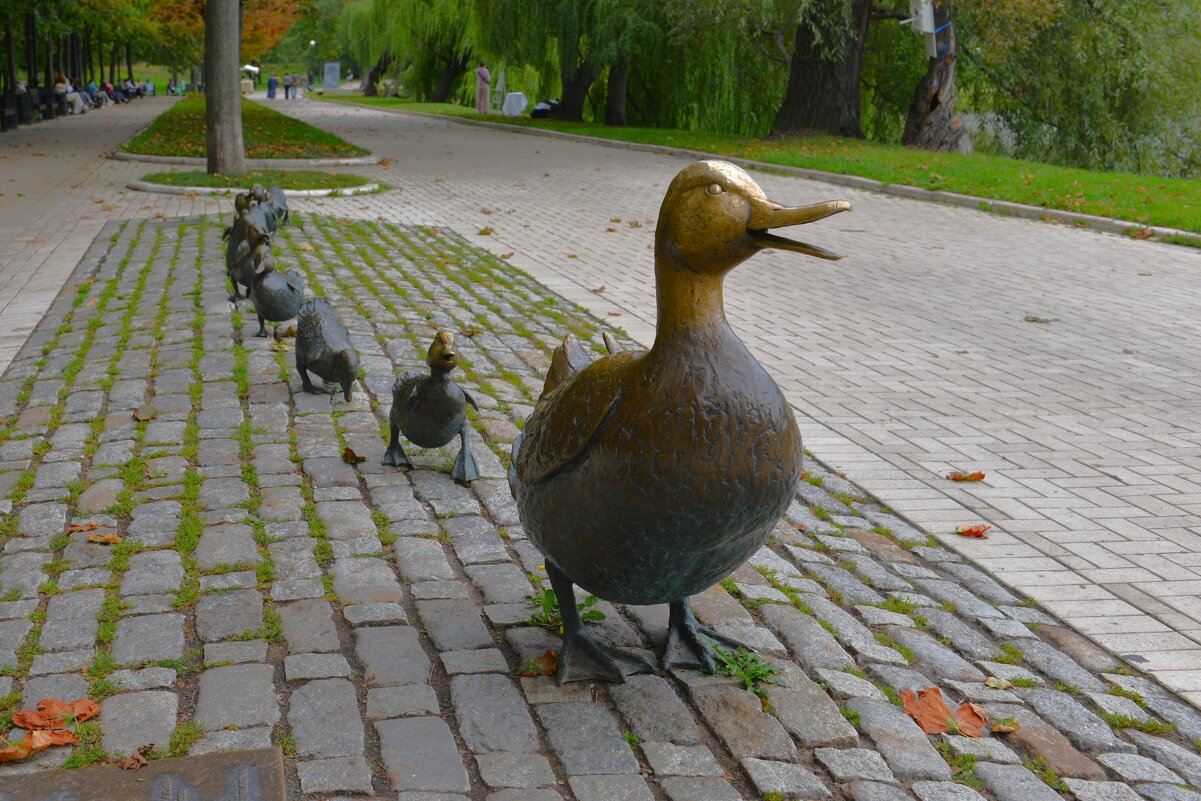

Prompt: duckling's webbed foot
[
  {"left": 450, "top": 422, "right": 479, "bottom": 483},
  {"left": 664, "top": 598, "right": 755, "bottom": 674},
  {"left": 255, "top": 314, "right": 269, "bottom": 338},
  {"left": 382, "top": 425, "right": 411, "bottom": 468},
  {"left": 547, "top": 563, "right": 653, "bottom": 685},
  {"left": 299, "top": 367, "right": 321, "bottom": 395}
]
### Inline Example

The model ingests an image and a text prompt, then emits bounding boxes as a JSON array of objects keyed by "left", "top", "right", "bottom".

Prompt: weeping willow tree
[
  {"left": 957, "top": 0, "right": 1201, "bottom": 176},
  {"left": 338, "top": 0, "right": 475, "bottom": 100},
  {"left": 625, "top": 2, "right": 789, "bottom": 136}
]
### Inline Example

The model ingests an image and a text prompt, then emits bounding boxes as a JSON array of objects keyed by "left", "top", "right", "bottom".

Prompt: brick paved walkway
[
  {"left": 264, "top": 97, "right": 1201, "bottom": 703},
  {"left": 4, "top": 214, "right": 1201, "bottom": 801}
]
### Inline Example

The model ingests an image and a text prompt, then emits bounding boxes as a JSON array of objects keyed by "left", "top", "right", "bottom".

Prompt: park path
[
  {"left": 2, "top": 92, "right": 1200, "bottom": 704},
  {"left": 265, "top": 96, "right": 1201, "bottom": 704}
]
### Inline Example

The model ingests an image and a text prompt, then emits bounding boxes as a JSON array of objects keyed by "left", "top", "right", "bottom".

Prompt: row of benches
[{"left": 0, "top": 88, "right": 72, "bottom": 132}]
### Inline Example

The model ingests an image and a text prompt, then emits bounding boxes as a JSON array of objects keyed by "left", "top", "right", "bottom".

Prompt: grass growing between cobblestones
[
  {"left": 140, "top": 169, "right": 373, "bottom": 191},
  {"left": 123, "top": 95, "right": 368, "bottom": 159},
  {"left": 320, "top": 95, "right": 1201, "bottom": 239}
]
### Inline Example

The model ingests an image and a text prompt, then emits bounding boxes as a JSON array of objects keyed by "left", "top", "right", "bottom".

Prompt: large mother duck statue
[{"left": 509, "top": 160, "right": 852, "bottom": 683}]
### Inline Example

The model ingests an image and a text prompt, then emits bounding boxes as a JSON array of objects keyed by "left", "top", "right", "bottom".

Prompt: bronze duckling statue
[
  {"left": 383, "top": 331, "right": 480, "bottom": 482},
  {"left": 509, "top": 160, "right": 851, "bottom": 683},
  {"left": 295, "top": 298, "right": 359, "bottom": 401},
  {"left": 247, "top": 241, "right": 306, "bottom": 338}
]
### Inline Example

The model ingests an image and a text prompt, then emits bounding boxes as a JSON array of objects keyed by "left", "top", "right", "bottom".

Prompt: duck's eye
[{"left": 706, "top": 183, "right": 723, "bottom": 196}]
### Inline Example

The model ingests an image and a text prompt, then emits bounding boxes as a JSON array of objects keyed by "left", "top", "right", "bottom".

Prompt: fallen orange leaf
[
  {"left": 342, "top": 446, "right": 366, "bottom": 465},
  {"left": 66, "top": 522, "right": 100, "bottom": 534},
  {"left": 984, "top": 676, "right": 1014, "bottom": 691},
  {"left": 87, "top": 531, "right": 123, "bottom": 545},
  {"left": 605, "top": 227, "right": 617, "bottom": 233},
  {"left": 520, "top": 649, "right": 557, "bottom": 677},
  {"left": 501, "top": 252, "right": 514, "bottom": 259},
  {"left": 0, "top": 729, "right": 78, "bottom": 762},
  {"left": 132, "top": 406, "right": 157, "bottom": 422},
  {"left": 478, "top": 226, "right": 494, "bottom": 236},
  {"left": 792, "top": 523, "right": 807, "bottom": 532},
  {"left": 901, "top": 687, "right": 989, "bottom": 737},
  {"left": 991, "top": 718, "right": 1021, "bottom": 733},
  {"left": 956, "top": 524, "right": 990, "bottom": 539},
  {"left": 947, "top": 471, "right": 985, "bottom": 482},
  {"left": 591, "top": 285, "right": 606, "bottom": 294}
]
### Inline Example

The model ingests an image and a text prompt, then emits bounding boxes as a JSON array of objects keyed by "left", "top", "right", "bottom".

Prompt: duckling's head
[
  {"left": 655, "top": 161, "right": 851, "bottom": 277},
  {"left": 250, "top": 184, "right": 268, "bottom": 204},
  {"left": 426, "top": 330, "right": 459, "bottom": 373},
  {"left": 234, "top": 193, "right": 251, "bottom": 213}
]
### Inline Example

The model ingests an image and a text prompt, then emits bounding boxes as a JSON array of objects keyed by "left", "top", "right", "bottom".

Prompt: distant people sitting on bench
[
  {"left": 53, "top": 75, "right": 88, "bottom": 114},
  {"left": 102, "top": 80, "right": 127, "bottom": 104},
  {"left": 122, "top": 78, "right": 144, "bottom": 99},
  {"left": 85, "top": 80, "right": 108, "bottom": 107},
  {"left": 530, "top": 99, "right": 559, "bottom": 119}
]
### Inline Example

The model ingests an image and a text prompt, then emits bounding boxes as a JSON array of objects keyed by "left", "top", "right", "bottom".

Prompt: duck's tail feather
[
  {"left": 541, "top": 334, "right": 593, "bottom": 398},
  {"left": 603, "top": 331, "right": 623, "bottom": 354}
]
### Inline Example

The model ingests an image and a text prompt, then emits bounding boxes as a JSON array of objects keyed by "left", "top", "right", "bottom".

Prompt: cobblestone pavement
[
  {"left": 254, "top": 97, "right": 1201, "bottom": 703},
  {"left": 4, "top": 216, "right": 1201, "bottom": 801}
]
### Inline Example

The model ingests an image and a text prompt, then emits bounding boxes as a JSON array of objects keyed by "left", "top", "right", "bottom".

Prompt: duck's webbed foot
[
  {"left": 382, "top": 425, "right": 411, "bottom": 468},
  {"left": 299, "top": 368, "right": 321, "bottom": 395},
  {"left": 450, "top": 422, "right": 479, "bottom": 483},
  {"left": 664, "top": 598, "right": 755, "bottom": 673},
  {"left": 547, "top": 563, "right": 654, "bottom": 685},
  {"left": 255, "top": 314, "right": 269, "bottom": 338}
]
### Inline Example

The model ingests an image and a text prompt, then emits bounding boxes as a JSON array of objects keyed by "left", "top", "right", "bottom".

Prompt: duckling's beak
[{"left": 747, "top": 199, "right": 852, "bottom": 260}]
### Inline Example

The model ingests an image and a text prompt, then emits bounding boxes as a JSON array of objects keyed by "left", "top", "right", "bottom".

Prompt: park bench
[
  {"left": 0, "top": 95, "right": 17, "bottom": 131},
  {"left": 54, "top": 91, "right": 68, "bottom": 116},
  {"left": 16, "top": 91, "right": 33, "bottom": 124},
  {"left": 36, "top": 88, "right": 55, "bottom": 120}
]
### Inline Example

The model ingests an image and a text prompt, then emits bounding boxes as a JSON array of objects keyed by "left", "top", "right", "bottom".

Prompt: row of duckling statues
[
  {"left": 223, "top": 162, "right": 852, "bottom": 684},
  {"left": 222, "top": 185, "right": 481, "bottom": 482}
]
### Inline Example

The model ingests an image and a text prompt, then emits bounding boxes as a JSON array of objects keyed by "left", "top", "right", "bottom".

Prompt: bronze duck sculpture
[
  {"left": 247, "top": 241, "right": 306, "bottom": 338},
  {"left": 508, "top": 160, "right": 851, "bottom": 683},
  {"left": 383, "top": 331, "right": 480, "bottom": 482},
  {"left": 296, "top": 298, "right": 360, "bottom": 402}
]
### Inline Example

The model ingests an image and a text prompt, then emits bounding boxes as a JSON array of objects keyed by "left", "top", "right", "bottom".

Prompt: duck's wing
[
  {"left": 602, "top": 331, "right": 623, "bottom": 354},
  {"left": 461, "top": 388, "right": 479, "bottom": 411},
  {"left": 517, "top": 350, "right": 640, "bottom": 486},
  {"left": 392, "top": 371, "right": 424, "bottom": 410},
  {"left": 284, "top": 269, "right": 305, "bottom": 294}
]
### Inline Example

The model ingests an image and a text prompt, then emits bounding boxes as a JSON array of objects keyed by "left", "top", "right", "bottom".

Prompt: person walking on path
[
  {"left": 267, "top": 73, "right": 279, "bottom": 99},
  {"left": 475, "top": 62, "right": 491, "bottom": 115},
  {"left": 290, "top": 73, "right": 300, "bottom": 99}
]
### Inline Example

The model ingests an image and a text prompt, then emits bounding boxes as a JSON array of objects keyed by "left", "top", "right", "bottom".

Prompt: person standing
[
  {"left": 289, "top": 73, "right": 299, "bottom": 99},
  {"left": 267, "top": 73, "right": 279, "bottom": 99},
  {"left": 474, "top": 62, "right": 491, "bottom": 115}
]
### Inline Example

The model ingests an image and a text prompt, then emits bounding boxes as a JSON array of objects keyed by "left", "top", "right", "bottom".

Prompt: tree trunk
[
  {"left": 554, "top": 64, "right": 595, "bottom": 121},
  {"left": 95, "top": 31, "right": 102, "bottom": 84},
  {"left": 604, "top": 59, "right": 627, "bottom": 126},
  {"left": 43, "top": 31, "right": 51, "bottom": 89},
  {"left": 771, "top": 0, "right": 870, "bottom": 138},
  {"left": 361, "top": 51, "right": 393, "bottom": 96},
  {"left": 110, "top": 43, "right": 117, "bottom": 84},
  {"left": 430, "top": 53, "right": 467, "bottom": 103},
  {"left": 205, "top": 0, "right": 245, "bottom": 174},
  {"left": 901, "top": 2, "right": 971, "bottom": 152},
  {"left": 124, "top": 42, "right": 132, "bottom": 82},
  {"left": 4, "top": 16, "right": 16, "bottom": 95},
  {"left": 25, "top": 13, "right": 36, "bottom": 87}
]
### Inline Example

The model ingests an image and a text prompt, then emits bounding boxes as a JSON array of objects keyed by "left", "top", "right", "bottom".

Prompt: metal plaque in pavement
[{"left": 0, "top": 748, "right": 284, "bottom": 801}]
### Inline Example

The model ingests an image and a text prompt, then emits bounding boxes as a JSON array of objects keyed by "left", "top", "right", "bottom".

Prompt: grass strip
[
  {"left": 318, "top": 95, "right": 1201, "bottom": 238},
  {"left": 140, "top": 169, "right": 372, "bottom": 191},
  {"left": 123, "top": 95, "right": 368, "bottom": 159}
]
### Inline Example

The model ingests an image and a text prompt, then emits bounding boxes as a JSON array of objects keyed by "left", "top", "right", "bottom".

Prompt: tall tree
[
  {"left": 205, "top": 0, "right": 245, "bottom": 174},
  {"left": 901, "top": 1, "right": 970, "bottom": 151},
  {"left": 772, "top": 0, "right": 869, "bottom": 137}
]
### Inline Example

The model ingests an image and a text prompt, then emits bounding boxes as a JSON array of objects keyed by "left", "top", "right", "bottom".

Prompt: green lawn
[
  {"left": 140, "top": 169, "right": 373, "bottom": 191},
  {"left": 123, "top": 95, "right": 369, "bottom": 159},
  {"left": 318, "top": 95, "right": 1201, "bottom": 238}
]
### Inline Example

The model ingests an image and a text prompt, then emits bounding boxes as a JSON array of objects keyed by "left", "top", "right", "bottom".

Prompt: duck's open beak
[{"left": 747, "top": 199, "right": 852, "bottom": 260}]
